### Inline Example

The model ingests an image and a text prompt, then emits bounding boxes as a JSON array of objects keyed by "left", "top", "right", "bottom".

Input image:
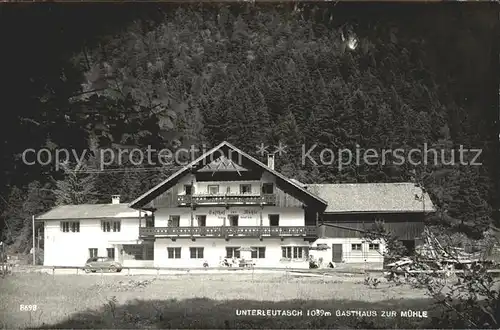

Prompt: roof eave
[
  {"left": 323, "top": 208, "right": 436, "bottom": 215},
  {"left": 36, "top": 215, "right": 145, "bottom": 221},
  {"left": 224, "top": 142, "right": 328, "bottom": 207}
]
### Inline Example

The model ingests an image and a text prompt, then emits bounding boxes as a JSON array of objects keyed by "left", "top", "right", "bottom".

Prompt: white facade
[
  {"left": 155, "top": 206, "right": 305, "bottom": 227},
  {"left": 310, "top": 238, "right": 386, "bottom": 264},
  {"left": 43, "top": 217, "right": 143, "bottom": 267},
  {"left": 149, "top": 202, "right": 310, "bottom": 268},
  {"left": 154, "top": 237, "right": 310, "bottom": 268}
]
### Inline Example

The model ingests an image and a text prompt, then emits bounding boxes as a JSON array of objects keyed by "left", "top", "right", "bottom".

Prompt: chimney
[
  {"left": 267, "top": 153, "right": 275, "bottom": 170},
  {"left": 111, "top": 195, "right": 120, "bottom": 205}
]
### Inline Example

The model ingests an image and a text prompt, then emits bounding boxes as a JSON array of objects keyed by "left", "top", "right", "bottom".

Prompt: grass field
[{"left": 0, "top": 272, "right": 436, "bottom": 329}]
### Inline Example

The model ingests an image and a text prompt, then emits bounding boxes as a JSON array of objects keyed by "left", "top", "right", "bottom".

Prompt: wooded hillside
[{"left": 0, "top": 3, "right": 497, "bottom": 253}]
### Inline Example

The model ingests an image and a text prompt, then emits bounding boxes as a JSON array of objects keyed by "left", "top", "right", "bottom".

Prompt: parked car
[{"left": 84, "top": 257, "right": 122, "bottom": 273}]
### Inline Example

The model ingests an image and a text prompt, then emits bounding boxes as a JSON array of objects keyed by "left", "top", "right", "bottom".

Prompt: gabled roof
[
  {"left": 36, "top": 203, "right": 148, "bottom": 220},
  {"left": 306, "top": 183, "right": 435, "bottom": 214},
  {"left": 129, "top": 141, "right": 328, "bottom": 209}
]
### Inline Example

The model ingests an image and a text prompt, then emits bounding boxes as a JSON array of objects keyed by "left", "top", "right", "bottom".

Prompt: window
[
  {"left": 61, "top": 221, "right": 80, "bottom": 233},
  {"left": 89, "top": 248, "right": 98, "bottom": 258},
  {"left": 226, "top": 186, "right": 231, "bottom": 194},
  {"left": 122, "top": 244, "right": 154, "bottom": 261},
  {"left": 197, "top": 215, "right": 207, "bottom": 236},
  {"left": 269, "top": 214, "right": 280, "bottom": 226},
  {"left": 208, "top": 185, "right": 219, "bottom": 194},
  {"left": 196, "top": 215, "right": 206, "bottom": 227},
  {"left": 228, "top": 215, "right": 239, "bottom": 226},
  {"left": 145, "top": 245, "right": 154, "bottom": 260},
  {"left": 167, "top": 247, "right": 182, "bottom": 259},
  {"left": 107, "top": 248, "right": 115, "bottom": 259},
  {"left": 168, "top": 215, "right": 180, "bottom": 227},
  {"left": 282, "top": 247, "right": 308, "bottom": 259},
  {"left": 262, "top": 183, "right": 274, "bottom": 194},
  {"left": 352, "top": 244, "right": 362, "bottom": 251},
  {"left": 190, "top": 247, "right": 204, "bottom": 259},
  {"left": 145, "top": 215, "right": 154, "bottom": 228},
  {"left": 251, "top": 247, "right": 266, "bottom": 259},
  {"left": 101, "top": 220, "right": 121, "bottom": 232},
  {"left": 369, "top": 243, "right": 380, "bottom": 251},
  {"left": 185, "top": 185, "right": 192, "bottom": 195},
  {"left": 240, "top": 184, "right": 252, "bottom": 194},
  {"left": 226, "top": 247, "right": 241, "bottom": 259}
]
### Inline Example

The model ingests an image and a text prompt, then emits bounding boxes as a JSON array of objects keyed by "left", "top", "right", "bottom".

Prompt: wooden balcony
[
  {"left": 177, "top": 193, "right": 276, "bottom": 206},
  {"left": 139, "top": 226, "right": 317, "bottom": 238}
]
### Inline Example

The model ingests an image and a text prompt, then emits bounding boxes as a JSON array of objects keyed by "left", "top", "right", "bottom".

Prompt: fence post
[
  {"left": 76, "top": 267, "right": 79, "bottom": 275},
  {"left": 52, "top": 266, "right": 55, "bottom": 276},
  {"left": 157, "top": 267, "right": 160, "bottom": 278},
  {"left": 128, "top": 267, "right": 130, "bottom": 276}
]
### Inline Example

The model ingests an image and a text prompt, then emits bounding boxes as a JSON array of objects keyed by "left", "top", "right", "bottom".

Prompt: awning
[
  {"left": 310, "top": 243, "right": 330, "bottom": 250},
  {"left": 237, "top": 247, "right": 257, "bottom": 252}
]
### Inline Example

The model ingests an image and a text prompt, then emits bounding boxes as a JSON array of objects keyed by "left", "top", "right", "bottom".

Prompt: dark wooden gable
[
  {"left": 131, "top": 142, "right": 327, "bottom": 212},
  {"left": 319, "top": 212, "right": 425, "bottom": 240}
]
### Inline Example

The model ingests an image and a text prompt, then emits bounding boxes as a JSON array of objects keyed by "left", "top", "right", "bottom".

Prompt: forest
[{"left": 0, "top": 3, "right": 497, "bottom": 254}]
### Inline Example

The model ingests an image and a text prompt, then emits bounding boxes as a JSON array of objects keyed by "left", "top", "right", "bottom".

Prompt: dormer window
[{"left": 184, "top": 185, "right": 192, "bottom": 195}]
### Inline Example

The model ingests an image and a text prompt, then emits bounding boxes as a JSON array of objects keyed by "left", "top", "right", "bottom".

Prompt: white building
[
  {"left": 38, "top": 141, "right": 434, "bottom": 268},
  {"left": 39, "top": 197, "right": 154, "bottom": 267}
]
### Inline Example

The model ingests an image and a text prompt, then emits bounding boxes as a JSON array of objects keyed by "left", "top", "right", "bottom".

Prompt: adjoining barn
[{"left": 307, "top": 183, "right": 434, "bottom": 267}]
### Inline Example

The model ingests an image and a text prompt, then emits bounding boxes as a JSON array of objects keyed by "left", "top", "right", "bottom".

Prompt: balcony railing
[
  {"left": 139, "top": 226, "right": 317, "bottom": 238},
  {"left": 177, "top": 193, "right": 276, "bottom": 206}
]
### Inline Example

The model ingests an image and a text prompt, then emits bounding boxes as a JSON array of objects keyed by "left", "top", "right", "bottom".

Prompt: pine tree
[{"left": 54, "top": 162, "right": 99, "bottom": 205}]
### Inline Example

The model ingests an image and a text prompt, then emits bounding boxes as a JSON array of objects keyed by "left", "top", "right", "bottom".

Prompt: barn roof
[{"left": 306, "top": 182, "right": 435, "bottom": 214}]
